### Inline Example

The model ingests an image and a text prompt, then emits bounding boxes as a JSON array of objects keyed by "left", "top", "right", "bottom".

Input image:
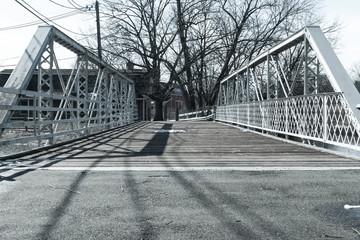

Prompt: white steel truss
[
  {"left": 217, "top": 26, "right": 360, "bottom": 153},
  {"left": 0, "top": 26, "right": 137, "bottom": 152}
]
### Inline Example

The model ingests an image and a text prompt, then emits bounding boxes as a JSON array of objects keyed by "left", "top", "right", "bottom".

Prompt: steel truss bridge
[
  {"left": 0, "top": 25, "right": 360, "bottom": 157},
  {"left": 216, "top": 26, "right": 360, "bottom": 155},
  {"left": 0, "top": 26, "right": 137, "bottom": 155}
]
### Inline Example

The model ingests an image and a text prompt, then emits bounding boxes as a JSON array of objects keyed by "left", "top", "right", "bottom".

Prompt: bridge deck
[
  {"left": 2, "top": 121, "right": 360, "bottom": 239},
  {"left": 2, "top": 121, "right": 358, "bottom": 169}
]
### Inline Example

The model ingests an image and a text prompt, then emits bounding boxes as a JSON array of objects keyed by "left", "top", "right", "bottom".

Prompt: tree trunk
[
  {"left": 198, "top": 93, "right": 204, "bottom": 109},
  {"left": 190, "top": 93, "right": 196, "bottom": 110},
  {"left": 153, "top": 100, "right": 164, "bottom": 121}
]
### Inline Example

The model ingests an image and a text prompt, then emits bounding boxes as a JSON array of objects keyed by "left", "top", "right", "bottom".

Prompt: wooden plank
[{"left": 2, "top": 121, "right": 357, "bottom": 169}]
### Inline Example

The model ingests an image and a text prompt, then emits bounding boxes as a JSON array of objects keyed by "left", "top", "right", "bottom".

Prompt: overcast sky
[
  {"left": 323, "top": 0, "right": 360, "bottom": 72},
  {"left": 0, "top": 0, "right": 359, "bottom": 73}
]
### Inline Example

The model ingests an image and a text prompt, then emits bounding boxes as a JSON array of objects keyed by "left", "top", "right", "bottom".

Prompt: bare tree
[
  {"left": 101, "top": 0, "right": 177, "bottom": 120},
  {"left": 97, "top": 0, "right": 340, "bottom": 114},
  {"left": 163, "top": 0, "right": 336, "bottom": 110},
  {"left": 206, "top": 0, "right": 331, "bottom": 106},
  {"left": 350, "top": 61, "right": 360, "bottom": 93}
]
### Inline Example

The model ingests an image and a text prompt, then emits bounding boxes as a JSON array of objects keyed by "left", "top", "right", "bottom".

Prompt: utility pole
[{"left": 95, "top": 0, "right": 102, "bottom": 61}]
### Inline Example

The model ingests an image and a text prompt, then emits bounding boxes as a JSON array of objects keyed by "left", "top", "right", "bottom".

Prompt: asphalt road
[{"left": 1, "top": 169, "right": 360, "bottom": 240}]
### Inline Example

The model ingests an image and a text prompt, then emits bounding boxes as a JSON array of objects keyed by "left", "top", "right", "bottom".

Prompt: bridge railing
[
  {"left": 216, "top": 26, "right": 360, "bottom": 153},
  {"left": 0, "top": 26, "right": 137, "bottom": 157},
  {"left": 216, "top": 92, "right": 360, "bottom": 151},
  {"left": 178, "top": 107, "right": 214, "bottom": 121}
]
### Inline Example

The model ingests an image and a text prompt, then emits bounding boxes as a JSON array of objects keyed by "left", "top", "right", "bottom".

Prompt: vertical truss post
[
  {"left": 120, "top": 79, "right": 127, "bottom": 125},
  {"left": 315, "top": 59, "right": 320, "bottom": 94},
  {"left": 236, "top": 73, "right": 240, "bottom": 104},
  {"left": 125, "top": 82, "right": 131, "bottom": 124},
  {"left": 226, "top": 79, "right": 229, "bottom": 105},
  {"left": 37, "top": 40, "right": 55, "bottom": 146},
  {"left": 97, "top": 68, "right": 109, "bottom": 128},
  {"left": 267, "top": 54, "right": 270, "bottom": 100},
  {"left": 246, "top": 67, "right": 250, "bottom": 102},
  {"left": 240, "top": 73, "right": 246, "bottom": 103},
  {"left": 304, "top": 36, "right": 309, "bottom": 95},
  {"left": 129, "top": 83, "right": 136, "bottom": 121},
  {"left": 271, "top": 55, "right": 279, "bottom": 99},
  {"left": 112, "top": 74, "right": 121, "bottom": 125},
  {"left": 323, "top": 94, "right": 328, "bottom": 142},
  {"left": 253, "top": 68, "right": 263, "bottom": 101},
  {"left": 76, "top": 54, "right": 89, "bottom": 134},
  {"left": 285, "top": 99, "right": 289, "bottom": 134}
]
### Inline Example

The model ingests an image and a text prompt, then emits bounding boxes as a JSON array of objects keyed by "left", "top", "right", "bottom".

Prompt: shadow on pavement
[
  {"left": 0, "top": 122, "right": 149, "bottom": 183},
  {"left": 2, "top": 121, "right": 287, "bottom": 239},
  {"left": 121, "top": 123, "right": 173, "bottom": 239},
  {"left": 36, "top": 122, "right": 172, "bottom": 239}
]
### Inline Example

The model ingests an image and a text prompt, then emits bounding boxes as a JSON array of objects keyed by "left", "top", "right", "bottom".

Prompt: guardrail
[
  {"left": 178, "top": 107, "right": 214, "bottom": 120},
  {"left": 216, "top": 93, "right": 360, "bottom": 151}
]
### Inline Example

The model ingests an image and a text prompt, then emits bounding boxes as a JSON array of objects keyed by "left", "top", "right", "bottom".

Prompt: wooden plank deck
[{"left": 2, "top": 121, "right": 360, "bottom": 169}]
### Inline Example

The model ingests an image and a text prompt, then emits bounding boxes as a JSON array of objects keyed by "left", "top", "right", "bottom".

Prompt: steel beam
[
  {"left": 0, "top": 26, "right": 52, "bottom": 130},
  {"left": 0, "top": 25, "right": 138, "bottom": 151},
  {"left": 217, "top": 25, "right": 360, "bottom": 152}
]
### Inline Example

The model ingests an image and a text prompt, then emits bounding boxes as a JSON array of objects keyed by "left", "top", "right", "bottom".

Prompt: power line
[
  {"left": 68, "top": 0, "right": 85, "bottom": 9},
  {"left": 0, "top": 64, "right": 17, "bottom": 68},
  {"left": 0, "top": 56, "right": 78, "bottom": 68},
  {"left": 15, "top": 0, "right": 93, "bottom": 37},
  {"left": 0, "top": 10, "right": 80, "bottom": 31},
  {"left": 0, "top": 56, "right": 21, "bottom": 62},
  {"left": 15, "top": 0, "right": 47, "bottom": 25},
  {"left": 49, "top": 0, "right": 82, "bottom": 10},
  {"left": 48, "top": 0, "right": 94, "bottom": 12}
]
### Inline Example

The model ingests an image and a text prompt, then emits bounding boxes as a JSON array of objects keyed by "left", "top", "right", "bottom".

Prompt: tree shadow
[
  {"left": 36, "top": 122, "right": 173, "bottom": 239},
  {"left": 0, "top": 122, "right": 149, "bottom": 182},
  {"left": 121, "top": 123, "right": 173, "bottom": 239},
  {"left": 3, "top": 121, "right": 289, "bottom": 239},
  {"left": 157, "top": 128, "right": 289, "bottom": 239}
]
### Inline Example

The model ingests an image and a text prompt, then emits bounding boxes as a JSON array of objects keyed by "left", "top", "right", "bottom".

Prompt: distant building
[
  {"left": 150, "top": 83, "right": 185, "bottom": 121},
  {"left": 121, "top": 68, "right": 151, "bottom": 121}
]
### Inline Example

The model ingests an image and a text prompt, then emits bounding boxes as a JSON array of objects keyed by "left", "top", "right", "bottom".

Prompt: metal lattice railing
[
  {"left": 216, "top": 26, "right": 360, "bottom": 153},
  {"left": 216, "top": 93, "right": 360, "bottom": 150}
]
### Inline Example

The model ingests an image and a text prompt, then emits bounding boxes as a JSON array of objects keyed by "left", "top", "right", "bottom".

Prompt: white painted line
[
  {"left": 155, "top": 129, "right": 186, "bottom": 133},
  {"left": 344, "top": 205, "right": 360, "bottom": 209},
  {"left": 3, "top": 166, "right": 360, "bottom": 171}
]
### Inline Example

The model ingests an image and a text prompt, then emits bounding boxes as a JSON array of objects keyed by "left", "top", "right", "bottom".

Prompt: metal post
[
  {"left": 315, "top": 58, "right": 320, "bottom": 94},
  {"left": 285, "top": 99, "right": 289, "bottom": 135},
  {"left": 246, "top": 67, "right": 250, "bottom": 102},
  {"left": 304, "top": 36, "right": 308, "bottom": 95},
  {"left": 95, "top": 0, "right": 102, "bottom": 61},
  {"left": 274, "top": 56, "right": 279, "bottom": 99},
  {"left": 142, "top": 99, "right": 146, "bottom": 121},
  {"left": 323, "top": 94, "right": 327, "bottom": 143},
  {"left": 241, "top": 73, "right": 245, "bottom": 103},
  {"left": 267, "top": 54, "right": 270, "bottom": 100}
]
